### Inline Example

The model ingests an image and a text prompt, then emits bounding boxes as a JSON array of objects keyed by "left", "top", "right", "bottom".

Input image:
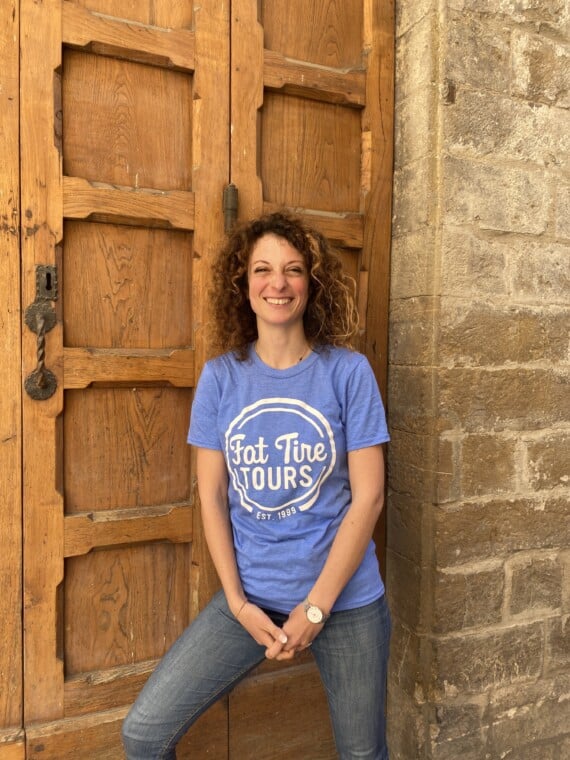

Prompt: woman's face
[{"left": 247, "top": 233, "right": 309, "bottom": 331}]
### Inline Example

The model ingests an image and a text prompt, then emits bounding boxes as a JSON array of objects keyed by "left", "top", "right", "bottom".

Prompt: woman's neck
[{"left": 254, "top": 331, "right": 311, "bottom": 370}]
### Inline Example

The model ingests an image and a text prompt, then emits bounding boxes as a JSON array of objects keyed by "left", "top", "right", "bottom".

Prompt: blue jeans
[{"left": 122, "top": 591, "right": 390, "bottom": 759}]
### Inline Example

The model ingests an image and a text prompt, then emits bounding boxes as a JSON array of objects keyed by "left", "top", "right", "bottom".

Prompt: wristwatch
[{"left": 303, "top": 598, "right": 330, "bottom": 624}]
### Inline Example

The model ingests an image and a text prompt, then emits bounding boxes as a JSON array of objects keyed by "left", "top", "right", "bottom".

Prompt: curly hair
[{"left": 208, "top": 211, "right": 359, "bottom": 360}]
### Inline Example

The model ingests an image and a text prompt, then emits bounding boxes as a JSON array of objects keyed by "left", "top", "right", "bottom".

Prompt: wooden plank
[
  {"left": 0, "top": 740, "right": 25, "bottom": 760},
  {"left": 0, "top": 0, "right": 22, "bottom": 738},
  {"left": 63, "top": 347, "right": 195, "bottom": 388},
  {"left": 361, "top": 0, "right": 395, "bottom": 579},
  {"left": 229, "top": 663, "right": 336, "bottom": 759},
  {"left": 64, "top": 504, "right": 192, "bottom": 557},
  {"left": 262, "top": 202, "right": 364, "bottom": 249},
  {"left": 361, "top": 0, "right": 394, "bottom": 395},
  {"left": 63, "top": 176, "right": 195, "bottom": 230},
  {"left": 26, "top": 700, "right": 227, "bottom": 759},
  {"left": 264, "top": 49, "right": 366, "bottom": 106},
  {"left": 229, "top": 0, "right": 264, "bottom": 220},
  {"left": 21, "top": 0, "right": 65, "bottom": 724},
  {"left": 63, "top": 1, "right": 196, "bottom": 71},
  {"left": 190, "top": 0, "right": 231, "bottom": 615},
  {"left": 64, "top": 661, "right": 156, "bottom": 716},
  {"left": 26, "top": 707, "right": 128, "bottom": 760}
]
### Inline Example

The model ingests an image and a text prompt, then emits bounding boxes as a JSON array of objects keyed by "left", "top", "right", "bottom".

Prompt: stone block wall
[{"left": 387, "top": 2, "right": 569, "bottom": 758}]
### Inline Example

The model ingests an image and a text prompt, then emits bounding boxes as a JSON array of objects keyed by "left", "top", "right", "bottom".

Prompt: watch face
[{"left": 307, "top": 605, "right": 323, "bottom": 624}]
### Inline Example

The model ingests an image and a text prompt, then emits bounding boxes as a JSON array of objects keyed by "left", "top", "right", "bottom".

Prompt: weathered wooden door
[
  {"left": 21, "top": 1, "right": 228, "bottom": 756},
  {"left": 225, "top": 2, "right": 394, "bottom": 756},
  {"left": 17, "top": 1, "right": 393, "bottom": 758}
]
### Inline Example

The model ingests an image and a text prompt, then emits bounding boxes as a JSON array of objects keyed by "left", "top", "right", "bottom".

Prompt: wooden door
[
  {"left": 20, "top": 0, "right": 228, "bottom": 756},
  {"left": 18, "top": 1, "right": 393, "bottom": 757},
  {"left": 226, "top": 3, "right": 394, "bottom": 755}
]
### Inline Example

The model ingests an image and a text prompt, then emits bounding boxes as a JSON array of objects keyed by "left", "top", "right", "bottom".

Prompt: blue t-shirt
[{"left": 188, "top": 344, "right": 390, "bottom": 614}]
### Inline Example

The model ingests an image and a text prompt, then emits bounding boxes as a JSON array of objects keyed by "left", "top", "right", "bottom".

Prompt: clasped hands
[{"left": 236, "top": 601, "right": 323, "bottom": 660}]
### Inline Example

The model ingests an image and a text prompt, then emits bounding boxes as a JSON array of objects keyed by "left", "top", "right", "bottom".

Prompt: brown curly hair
[{"left": 208, "top": 211, "right": 359, "bottom": 360}]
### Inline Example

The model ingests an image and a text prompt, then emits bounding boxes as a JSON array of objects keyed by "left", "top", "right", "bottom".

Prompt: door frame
[{"left": 0, "top": 0, "right": 23, "bottom": 756}]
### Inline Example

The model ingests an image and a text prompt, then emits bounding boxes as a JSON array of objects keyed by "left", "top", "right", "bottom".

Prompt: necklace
[{"left": 255, "top": 342, "right": 311, "bottom": 367}]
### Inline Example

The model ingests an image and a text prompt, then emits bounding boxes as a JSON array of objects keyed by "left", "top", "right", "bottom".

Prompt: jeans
[{"left": 122, "top": 591, "right": 391, "bottom": 759}]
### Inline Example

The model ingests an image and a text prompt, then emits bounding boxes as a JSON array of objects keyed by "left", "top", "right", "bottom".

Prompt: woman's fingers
[{"left": 264, "top": 628, "right": 288, "bottom": 659}]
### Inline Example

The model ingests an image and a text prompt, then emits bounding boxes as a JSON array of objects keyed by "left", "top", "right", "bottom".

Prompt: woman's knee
[{"left": 121, "top": 706, "right": 174, "bottom": 760}]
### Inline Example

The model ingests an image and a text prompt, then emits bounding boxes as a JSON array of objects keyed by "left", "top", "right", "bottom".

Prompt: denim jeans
[{"left": 122, "top": 591, "right": 391, "bottom": 759}]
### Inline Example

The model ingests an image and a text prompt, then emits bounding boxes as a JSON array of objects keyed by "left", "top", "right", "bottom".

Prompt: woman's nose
[{"left": 271, "top": 270, "right": 287, "bottom": 289}]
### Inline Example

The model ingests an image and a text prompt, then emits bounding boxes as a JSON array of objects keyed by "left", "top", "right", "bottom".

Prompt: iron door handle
[{"left": 24, "top": 265, "right": 58, "bottom": 400}]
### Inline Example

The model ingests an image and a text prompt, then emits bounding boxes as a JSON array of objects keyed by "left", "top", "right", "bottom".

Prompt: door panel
[
  {"left": 229, "top": 1, "right": 394, "bottom": 755},
  {"left": 261, "top": 94, "right": 363, "bottom": 212},
  {"left": 21, "top": 0, "right": 228, "bottom": 756}
]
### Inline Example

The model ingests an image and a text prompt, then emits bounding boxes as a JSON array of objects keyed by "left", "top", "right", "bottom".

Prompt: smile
[{"left": 265, "top": 297, "right": 292, "bottom": 305}]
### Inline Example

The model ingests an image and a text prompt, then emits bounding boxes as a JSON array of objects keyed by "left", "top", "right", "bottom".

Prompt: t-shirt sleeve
[
  {"left": 187, "top": 361, "right": 223, "bottom": 450},
  {"left": 344, "top": 355, "right": 390, "bottom": 451}
]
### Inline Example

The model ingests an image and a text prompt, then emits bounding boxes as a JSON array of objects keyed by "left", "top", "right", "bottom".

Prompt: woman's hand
[
  {"left": 273, "top": 602, "right": 324, "bottom": 661},
  {"left": 235, "top": 602, "right": 289, "bottom": 658}
]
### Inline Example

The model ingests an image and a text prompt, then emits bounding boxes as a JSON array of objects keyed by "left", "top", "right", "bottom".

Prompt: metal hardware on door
[
  {"left": 24, "top": 265, "right": 58, "bottom": 400},
  {"left": 223, "top": 183, "right": 238, "bottom": 233}
]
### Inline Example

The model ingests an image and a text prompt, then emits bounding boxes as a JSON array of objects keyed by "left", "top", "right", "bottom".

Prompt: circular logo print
[{"left": 225, "top": 398, "right": 336, "bottom": 513}]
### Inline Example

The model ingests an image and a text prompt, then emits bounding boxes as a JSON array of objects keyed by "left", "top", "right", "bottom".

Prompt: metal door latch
[{"left": 24, "top": 265, "right": 58, "bottom": 400}]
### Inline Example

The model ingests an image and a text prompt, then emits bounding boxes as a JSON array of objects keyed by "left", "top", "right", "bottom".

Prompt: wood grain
[
  {"left": 361, "top": 0, "right": 395, "bottom": 578},
  {"left": 64, "top": 544, "right": 190, "bottom": 675},
  {"left": 62, "top": 50, "right": 193, "bottom": 191},
  {"left": 63, "top": 2, "right": 196, "bottom": 72},
  {"left": 64, "top": 503, "right": 192, "bottom": 556},
  {"left": 229, "top": 663, "right": 337, "bottom": 759},
  {"left": 262, "top": 0, "right": 363, "bottom": 68},
  {"left": 63, "top": 387, "right": 192, "bottom": 512},
  {"left": 264, "top": 49, "right": 366, "bottom": 107},
  {"left": 189, "top": 0, "right": 231, "bottom": 619},
  {"left": 21, "top": 0, "right": 66, "bottom": 724},
  {"left": 64, "top": 348, "right": 195, "bottom": 388},
  {"left": 0, "top": 0, "right": 22, "bottom": 737},
  {"left": 0, "top": 741, "right": 25, "bottom": 760},
  {"left": 63, "top": 176, "right": 195, "bottom": 230}
]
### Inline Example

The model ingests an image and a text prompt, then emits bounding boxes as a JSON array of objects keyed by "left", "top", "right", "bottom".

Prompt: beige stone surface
[{"left": 388, "top": 1, "right": 569, "bottom": 756}]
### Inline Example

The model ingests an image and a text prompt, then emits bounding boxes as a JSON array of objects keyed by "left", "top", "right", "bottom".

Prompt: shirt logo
[{"left": 225, "top": 398, "right": 336, "bottom": 514}]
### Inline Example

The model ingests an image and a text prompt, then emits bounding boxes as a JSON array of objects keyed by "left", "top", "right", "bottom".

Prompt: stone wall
[{"left": 387, "top": 1, "right": 569, "bottom": 758}]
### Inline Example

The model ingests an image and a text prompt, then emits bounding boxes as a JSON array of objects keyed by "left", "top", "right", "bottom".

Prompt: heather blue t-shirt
[{"left": 188, "top": 344, "right": 390, "bottom": 614}]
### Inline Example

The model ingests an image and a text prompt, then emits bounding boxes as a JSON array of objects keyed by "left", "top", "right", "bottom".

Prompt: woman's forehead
[{"left": 249, "top": 233, "right": 305, "bottom": 263}]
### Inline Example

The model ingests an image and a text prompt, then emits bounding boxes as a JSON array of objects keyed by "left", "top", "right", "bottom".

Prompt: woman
[{"left": 122, "top": 212, "right": 391, "bottom": 759}]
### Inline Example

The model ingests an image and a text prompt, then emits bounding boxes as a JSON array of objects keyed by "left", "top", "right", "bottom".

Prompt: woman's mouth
[{"left": 265, "top": 297, "right": 292, "bottom": 305}]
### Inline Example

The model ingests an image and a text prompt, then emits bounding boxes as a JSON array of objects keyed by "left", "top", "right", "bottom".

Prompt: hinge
[{"left": 222, "top": 183, "right": 238, "bottom": 234}]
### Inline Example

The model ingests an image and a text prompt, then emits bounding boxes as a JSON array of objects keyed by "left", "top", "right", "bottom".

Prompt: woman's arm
[
  {"left": 196, "top": 447, "right": 288, "bottom": 652},
  {"left": 307, "top": 444, "right": 385, "bottom": 610},
  {"left": 270, "top": 444, "right": 385, "bottom": 659},
  {"left": 196, "top": 447, "right": 243, "bottom": 613}
]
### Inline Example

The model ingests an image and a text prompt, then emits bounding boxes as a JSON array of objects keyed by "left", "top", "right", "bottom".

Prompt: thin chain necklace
[{"left": 255, "top": 342, "right": 311, "bottom": 366}]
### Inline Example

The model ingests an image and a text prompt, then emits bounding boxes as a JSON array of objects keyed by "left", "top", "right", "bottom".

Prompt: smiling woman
[
  {"left": 122, "top": 211, "right": 392, "bottom": 760},
  {"left": 247, "top": 233, "right": 309, "bottom": 347},
  {"left": 209, "top": 211, "right": 361, "bottom": 363}
]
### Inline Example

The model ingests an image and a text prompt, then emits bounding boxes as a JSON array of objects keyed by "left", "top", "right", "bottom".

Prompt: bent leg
[
  {"left": 311, "top": 596, "right": 391, "bottom": 760},
  {"left": 122, "top": 590, "right": 266, "bottom": 759}
]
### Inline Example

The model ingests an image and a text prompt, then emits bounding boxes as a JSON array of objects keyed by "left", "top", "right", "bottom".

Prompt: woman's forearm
[{"left": 308, "top": 445, "right": 385, "bottom": 613}]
